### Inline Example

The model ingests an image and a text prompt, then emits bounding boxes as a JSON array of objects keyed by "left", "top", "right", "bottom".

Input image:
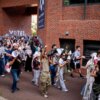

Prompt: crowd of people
[{"left": 0, "top": 34, "right": 100, "bottom": 99}]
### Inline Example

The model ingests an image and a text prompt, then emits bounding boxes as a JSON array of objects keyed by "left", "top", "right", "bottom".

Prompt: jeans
[
  {"left": 50, "top": 65, "right": 56, "bottom": 85},
  {"left": 0, "top": 58, "right": 5, "bottom": 75},
  {"left": 32, "top": 69, "right": 40, "bottom": 85},
  {"left": 11, "top": 69, "right": 19, "bottom": 91},
  {"left": 59, "top": 68, "right": 68, "bottom": 91},
  {"left": 51, "top": 73, "right": 56, "bottom": 85}
]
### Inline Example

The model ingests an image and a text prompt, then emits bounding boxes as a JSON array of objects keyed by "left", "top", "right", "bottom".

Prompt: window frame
[{"left": 63, "top": 0, "right": 100, "bottom": 7}]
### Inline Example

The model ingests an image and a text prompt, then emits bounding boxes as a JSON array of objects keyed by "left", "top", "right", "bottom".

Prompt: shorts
[
  {"left": 70, "top": 60, "right": 80, "bottom": 69},
  {"left": 75, "top": 63, "right": 81, "bottom": 69}
]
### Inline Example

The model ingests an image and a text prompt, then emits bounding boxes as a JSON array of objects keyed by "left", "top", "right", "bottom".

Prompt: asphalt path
[{"left": 0, "top": 72, "right": 85, "bottom": 100}]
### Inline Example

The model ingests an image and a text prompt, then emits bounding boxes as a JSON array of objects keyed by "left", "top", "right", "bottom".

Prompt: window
[
  {"left": 63, "top": 0, "right": 100, "bottom": 6},
  {"left": 88, "top": 0, "right": 100, "bottom": 3},
  {"left": 70, "top": 0, "right": 84, "bottom": 4}
]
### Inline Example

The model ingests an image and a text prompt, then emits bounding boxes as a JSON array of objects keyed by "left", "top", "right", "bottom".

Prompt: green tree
[{"left": 31, "top": 15, "right": 37, "bottom": 35}]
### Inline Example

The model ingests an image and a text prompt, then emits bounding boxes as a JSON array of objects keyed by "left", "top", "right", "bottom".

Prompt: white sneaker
[
  {"left": 34, "top": 83, "right": 39, "bottom": 87},
  {"left": 62, "top": 89, "right": 68, "bottom": 92},
  {"left": 68, "top": 70, "right": 71, "bottom": 73},
  {"left": 44, "top": 94, "right": 48, "bottom": 98},
  {"left": 83, "top": 96, "right": 88, "bottom": 100},
  {"left": 53, "top": 83, "right": 56, "bottom": 86},
  {"left": 1, "top": 75, "right": 5, "bottom": 77},
  {"left": 57, "top": 86, "right": 61, "bottom": 89}
]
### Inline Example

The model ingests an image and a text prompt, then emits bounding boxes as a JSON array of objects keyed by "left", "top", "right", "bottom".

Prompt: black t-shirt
[
  {"left": 33, "top": 59, "right": 40, "bottom": 70},
  {"left": 94, "top": 71, "right": 100, "bottom": 84},
  {"left": 12, "top": 59, "right": 21, "bottom": 70}
]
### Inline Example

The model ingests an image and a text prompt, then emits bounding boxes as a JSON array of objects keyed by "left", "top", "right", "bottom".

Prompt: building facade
[
  {"left": 37, "top": 0, "right": 100, "bottom": 59},
  {"left": 0, "top": 0, "right": 38, "bottom": 35},
  {"left": 0, "top": 0, "right": 100, "bottom": 58}
]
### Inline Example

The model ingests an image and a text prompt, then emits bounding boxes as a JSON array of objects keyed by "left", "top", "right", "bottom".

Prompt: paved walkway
[
  {"left": 0, "top": 72, "right": 85, "bottom": 100},
  {"left": 0, "top": 96, "right": 7, "bottom": 100}
]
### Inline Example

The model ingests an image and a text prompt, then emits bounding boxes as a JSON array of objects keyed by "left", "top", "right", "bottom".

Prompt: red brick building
[
  {"left": 0, "top": 0, "right": 100, "bottom": 57},
  {"left": 0, "top": 0, "right": 38, "bottom": 35},
  {"left": 37, "top": 0, "right": 100, "bottom": 58}
]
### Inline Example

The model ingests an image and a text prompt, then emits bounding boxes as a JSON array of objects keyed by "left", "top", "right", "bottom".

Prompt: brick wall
[
  {"left": 0, "top": 0, "right": 99, "bottom": 54},
  {"left": 43, "top": 0, "right": 62, "bottom": 50},
  {"left": 37, "top": 0, "right": 100, "bottom": 53},
  {"left": 0, "top": 8, "right": 31, "bottom": 35},
  {"left": 0, "top": 8, "right": 4, "bottom": 35},
  {"left": 58, "top": 20, "right": 100, "bottom": 54},
  {"left": 0, "top": 0, "right": 38, "bottom": 8},
  {"left": 62, "top": 4, "right": 100, "bottom": 20},
  {"left": 0, "top": 0, "right": 39, "bottom": 36}
]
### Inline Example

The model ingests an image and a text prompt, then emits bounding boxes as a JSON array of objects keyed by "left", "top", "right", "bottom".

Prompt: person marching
[
  {"left": 71, "top": 46, "right": 85, "bottom": 78},
  {"left": 10, "top": 50, "right": 21, "bottom": 93},
  {"left": 40, "top": 46, "right": 51, "bottom": 98},
  {"left": 81, "top": 53, "right": 97, "bottom": 100},
  {"left": 31, "top": 52, "right": 41, "bottom": 86},
  {"left": 56, "top": 53, "right": 68, "bottom": 92},
  {"left": 49, "top": 50, "right": 59, "bottom": 86},
  {"left": 92, "top": 61, "right": 100, "bottom": 100},
  {"left": 57, "top": 53, "right": 68, "bottom": 92}
]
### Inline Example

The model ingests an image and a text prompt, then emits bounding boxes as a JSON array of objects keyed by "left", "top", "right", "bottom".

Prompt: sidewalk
[
  {"left": 0, "top": 96, "right": 7, "bottom": 100},
  {"left": 0, "top": 72, "right": 84, "bottom": 100}
]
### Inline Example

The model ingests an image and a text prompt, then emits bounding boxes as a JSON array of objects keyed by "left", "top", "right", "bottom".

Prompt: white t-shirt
[
  {"left": 59, "top": 58, "right": 65, "bottom": 74},
  {"left": 59, "top": 58, "right": 64, "bottom": 65},
  {"left": 67, "top": 50, "right": 72, "bottom": 60},
  {"left": 59, "top": 58, "right": 65, "bottom": 70}
]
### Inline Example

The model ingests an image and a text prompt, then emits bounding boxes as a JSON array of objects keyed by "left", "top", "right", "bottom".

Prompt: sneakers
[
  {"left": 62, "top": 89, "right": 68, "bottom": 92},
  {"left": 11, "top": 87, "right": 20, "bottom": 93},
  {"left": 57, "top": 86, "right": 61, "bottom": 89},
  {"left": 44, "top": 94, "right": 48, "bottom": 98},
  {"left": 80, "top": 74, "right": 84, "bottom": 79},
  {"left": 34, "top": 83, "right": 39, "bottom": 87},
  {"left": 1, "top": 74, "right": 5, "bottom": 77},
  {"left": 11, "top": 90, "right": 16, "bottom": 93},
  {"left": 32, "top": 81, "right": 39, "bottom": 87},
  {"left": 68, "top": 70, "right": 71, "bottom": 73},
  {"left": 16, "top": 87, "right": 20, "bottom": 91}
]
